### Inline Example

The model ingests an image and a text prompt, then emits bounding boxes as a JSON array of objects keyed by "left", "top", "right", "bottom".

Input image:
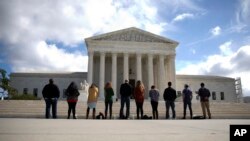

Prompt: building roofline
[
  {"left": 176, "top": 74, "right": 235, "bottom": 80},
  {"left": 85, "top": 27, "right": 179, "bottom": 45}
]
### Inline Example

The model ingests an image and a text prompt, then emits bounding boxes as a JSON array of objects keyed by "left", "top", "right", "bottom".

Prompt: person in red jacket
[
  {"left": 134, "top": 80, "right": 145, "bottom": 119},
  {"left": 65, "top": 81, "right": 80, "bottom": 119}
]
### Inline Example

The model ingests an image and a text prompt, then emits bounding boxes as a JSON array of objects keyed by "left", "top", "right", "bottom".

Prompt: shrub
[{"left": 10, "top": 94, "right": 41, "bottom": 100}]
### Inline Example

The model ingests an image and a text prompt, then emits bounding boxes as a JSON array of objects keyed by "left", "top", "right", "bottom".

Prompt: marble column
[
  {"left": 158, "top": 54, "right": 166, "bottom": 94},
  {"left": 136, "top": 53, "right": 142, "bottom": 82},
  {"left": 112, "top": 53, "right": 117, "bottom": 100},
  {"left": 99, "top": 52, "right": 106, "bottom": 99},
  {"left": 164, "top": 58, "right": 168, "bottom": 86},
  {"left": 87, "top": 51, "right": 94, "bottom": 85},
  {"left": 169, "top": 54, "right": 176, "bottom": 89},
  {"left": 123, "top": 53, "right": 129, "bottom": 81},
  {"left": 147, "top": 53, "right": 154, "bottom": 92}
]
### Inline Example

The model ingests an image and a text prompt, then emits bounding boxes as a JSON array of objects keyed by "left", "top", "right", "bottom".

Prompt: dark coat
[
  {"left": 182, "top": 88, "right": 192, "bottom": 102},
  {"left": 163, "top": 87, "right": 177, "bottom": 101},
  {"left": 120, "top": 83, "right": 132, "bottom": 97},
  {"left": 42, "top": 83, "right": 60, "bottom": 99},
  {"left": 66, "top": 84, "right": 80, "bottom": 101},
  {"left": 198, "top": 88, "right": 211, "bottom": 102}
]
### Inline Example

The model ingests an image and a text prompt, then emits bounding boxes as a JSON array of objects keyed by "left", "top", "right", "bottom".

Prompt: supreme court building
[
  {"left": 85, "top": 27, "right": 178, "bottom": 99},
  {"left": 10, "top": 27, "right": 242, "bottom": 102}
]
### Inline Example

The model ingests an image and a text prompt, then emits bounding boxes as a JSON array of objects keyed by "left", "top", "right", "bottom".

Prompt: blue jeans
[
  {"left": 120, "top": 96, "right": 130, "bottom": 118},
  {"left": 165, "top": 100, "right": 176, "bottom": 119},
  {"left": 183, "top": 101, "right": 193, "bottom": 118},
  {"left": 45, "top": 98, "right": 58, "bottom": 119}
]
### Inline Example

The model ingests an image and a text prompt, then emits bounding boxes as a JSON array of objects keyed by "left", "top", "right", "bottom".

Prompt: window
[
  {"left": 212, "top": 92, "right": 216, "bottom": 100},
  {"left": 220, "top": 92, "right": 225, "bottom": 100},
  {"left": 23, "top": 88, "right": 28, "bottom": 94},
  {"left": 33, "top": 88, "right": 38, "bottom": 97}
]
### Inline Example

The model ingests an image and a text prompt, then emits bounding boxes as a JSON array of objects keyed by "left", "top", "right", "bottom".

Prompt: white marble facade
[{"left": 85, "top": 27, "right": 179, "bottom": 99}]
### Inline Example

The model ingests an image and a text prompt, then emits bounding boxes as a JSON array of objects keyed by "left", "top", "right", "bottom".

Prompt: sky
[{"left": 0, "top": 0, "right": 250, "bottom": 96}]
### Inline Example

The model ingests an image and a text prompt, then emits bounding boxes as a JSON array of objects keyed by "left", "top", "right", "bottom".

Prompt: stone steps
[{"left": 0, "top": 100, "right": 250, "bottom": 119}]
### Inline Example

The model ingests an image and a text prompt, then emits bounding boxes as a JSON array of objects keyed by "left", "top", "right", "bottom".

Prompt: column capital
[
  {"left": 112, "top": 52, "right": 117, "bottom": 56},
  {"left": 88, "top": 50, "right": 94, "bottom": 55},
  {"left": 168, "top": 54, "right": 176, "bottom": 59},
  {"left": 158, "top": 54, "right": 166, "bottom": 60},
  {"left": 136, "top": 53, "right": 142, "bottom": 58},
  {"left": 124, "top": 52, "right": 129, "bottom": 56},
  {"left": 99, "top": 51, "right": 106, "bottom": 56},
  {"left": 147, "top": 53, "right": 154, "bottom": 57}
]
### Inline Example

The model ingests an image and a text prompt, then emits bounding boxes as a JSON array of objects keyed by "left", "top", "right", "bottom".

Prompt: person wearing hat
[
  {"left": 198, "top": 82, "right": 211, "bottom": 119},
  {"left": 182, "top": 84, "right": 193, "bottom": 119}
]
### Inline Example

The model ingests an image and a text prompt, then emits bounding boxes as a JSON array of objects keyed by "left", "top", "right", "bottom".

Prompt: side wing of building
[{"left": 10, "top": 72, "right": 87, "bottom": 99}]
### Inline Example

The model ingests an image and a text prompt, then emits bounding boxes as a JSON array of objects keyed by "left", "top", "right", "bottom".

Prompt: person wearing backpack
[
  {"left": 134, "top": 80, "right": 145, "bottom": 119},
  {"left": 198, "top": 82, "right": 211, "bottom": 119},
  {"left": 182, "top": 84, "right": 193, "bottom": 119}
]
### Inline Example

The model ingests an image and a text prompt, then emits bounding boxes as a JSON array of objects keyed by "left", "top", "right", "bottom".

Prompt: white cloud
[
  {"left": 10, "top": 41, "right": 88, "bottom": 72},
  {"left": 0, "top": 0, "right": 169, "bottom": 72},
  {"left": 172, "top": 13, "right": 194, "bottom": 22},
  {"left": 177, "top": 42, "right": 250, "bottom": 96},
  {"left": 219, "top": 41, "right": 233, "bottom": 56},
  {"left": 156, "top": 0, "right": 205, "bottom": 14},
  {"left": 210, "top": 26, "right": 221, "bottom": 36}
]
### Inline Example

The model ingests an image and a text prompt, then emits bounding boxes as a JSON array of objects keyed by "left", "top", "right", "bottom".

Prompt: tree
[
  {"left": 0, "top": 68, "right": 17, "bottom": 97},
  {"left": 0, "top": 68, "right": 9, "bottom": 90}
]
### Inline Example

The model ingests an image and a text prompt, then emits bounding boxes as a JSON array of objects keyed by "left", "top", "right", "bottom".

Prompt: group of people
[
  {"left": 163, "top": 81, "right": 211, "bottom": 119},
  {"left": 42, "top": 79, "right": 212, "bottom": 120}
]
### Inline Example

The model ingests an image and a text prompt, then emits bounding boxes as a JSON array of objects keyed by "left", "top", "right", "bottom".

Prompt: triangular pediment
[{"left": 85, "top": 27, "right": 178, "bottom": 44}]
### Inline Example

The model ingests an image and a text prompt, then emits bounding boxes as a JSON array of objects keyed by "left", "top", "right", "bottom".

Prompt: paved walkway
[{"left": 0, "top": 118, "right": 250, "bottom": 141}]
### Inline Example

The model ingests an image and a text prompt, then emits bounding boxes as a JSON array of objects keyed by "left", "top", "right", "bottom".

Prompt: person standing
[
  {"left": 182, "top": 84, "right": 193, "bottom": 119},
  {"left": 198, "top": 82, "right": 211, "bottom": 119},
  {"left": 119, "top": 80, "right": 132, "bottom": 119},
  {"left": 86, "top": 84, "right": 99, "bottom": 119},
  {"left": 65, "top": 82, "right": 80, "bottom": 119},
  {"left": 149, "top": 85, "right": 160, "bottom": 119},
  {"left": 104, "top": 82, "right": 114, "bottom": 119},
  {"left": 42, "top": 79, "right": 60, "bottom": 119},
  {"left": 134, "top": 80, "right": 145, "bottom": 119},
  {"left": 163, "top": 82, "right": 177, "bottom": 119}
]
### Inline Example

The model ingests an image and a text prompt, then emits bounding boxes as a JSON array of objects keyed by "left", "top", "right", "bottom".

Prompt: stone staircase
[{"left": 0, "top": 100, "right": 250, "bottom": 119}]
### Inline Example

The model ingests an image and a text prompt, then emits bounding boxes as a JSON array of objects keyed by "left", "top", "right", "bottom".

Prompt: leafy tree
[
  {"left": 0, "top": 68, "right": 17, "bottom": 97},
  {"left": 0, "top": 68, "right": 9, "bottom": 89}
]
